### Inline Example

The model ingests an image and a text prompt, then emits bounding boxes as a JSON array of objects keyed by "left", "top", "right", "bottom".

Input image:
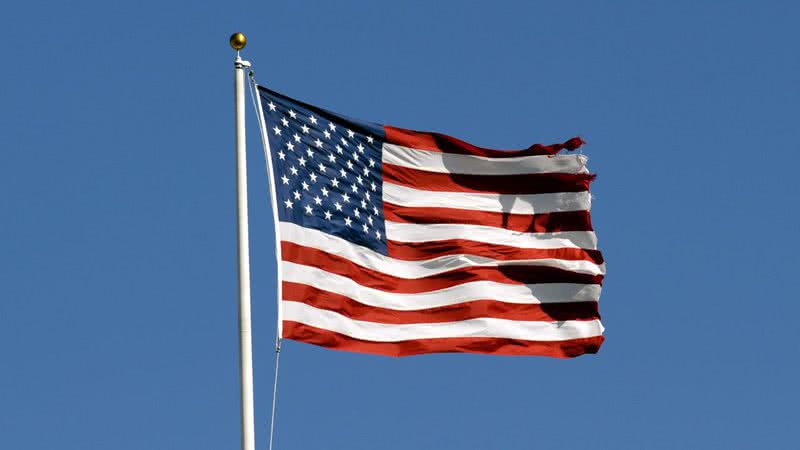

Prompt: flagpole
[{"left": 231, "top": 32, "right": 256, "bottom": 450}]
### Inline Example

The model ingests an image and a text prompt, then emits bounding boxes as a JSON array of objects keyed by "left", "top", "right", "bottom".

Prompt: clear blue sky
[{"left": 2, "top": 1, "right": 798, "bottom": 449}]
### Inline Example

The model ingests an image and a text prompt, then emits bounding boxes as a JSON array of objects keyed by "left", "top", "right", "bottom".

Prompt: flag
[{"left": 256, "top": 86, "right": 605, "bottom": 357}]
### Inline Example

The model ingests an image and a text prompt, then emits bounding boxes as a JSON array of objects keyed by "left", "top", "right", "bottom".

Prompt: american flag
[{"left": 256, "top": 86, "right": 605, "bottom": 357}]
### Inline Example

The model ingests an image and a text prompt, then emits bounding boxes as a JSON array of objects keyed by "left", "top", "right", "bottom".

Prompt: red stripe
[
  {"left": 282, "top": 242, "right": 603, "bottom": 293},
  {"left": 387, "top": 239, "right": 604, "bottom": 264},
  {"left": 384, "top": 203, "right": 593, "bottom": 233},
  {"left": 384, "top": 125, "right": 585, "bottom": 158},
  {"left": 283, "top": 321, "right": 604, "bottom": 358},
  {"left": 283, "top": 281, "right": 600, "bottom": 323},
  {"left": 383, "top": 163, "right": 594, "bottom": 194}
]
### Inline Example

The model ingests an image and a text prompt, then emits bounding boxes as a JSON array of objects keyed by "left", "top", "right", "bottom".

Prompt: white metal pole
[{"left": 232, "top": 32, "right": 256, "bottom": 450}]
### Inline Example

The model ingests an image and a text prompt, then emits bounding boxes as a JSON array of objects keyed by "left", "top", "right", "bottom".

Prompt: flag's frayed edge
[{"left": 528, "top": 136, "right": 585, "bottom": 155}]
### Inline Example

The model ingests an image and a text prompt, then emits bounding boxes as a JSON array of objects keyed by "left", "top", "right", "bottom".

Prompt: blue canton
[{"left": 258, "top": 87, "right": 387, "bottom": 254}]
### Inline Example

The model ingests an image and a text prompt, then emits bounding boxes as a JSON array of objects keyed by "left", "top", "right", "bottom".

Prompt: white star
[
  {"left": 287, "top": 142, "right": 295, "bottom": 151},
  {"left": 284, "top": 198, "right": 293, "bottom": 208},
  {"left": 350, "top": 184, "right": 358, "bottom": 193},
  {"left": 329, "top": 122, "right": 336, "bottom": 132},
  {"left": 301, "top": 124, "right": 310, "bottom": 134},
  {"left": 356, "top": 175, "right": 363, "bottom": 185},
  {"left": 318, "top": 163, "right": 326, "bottom": 172},
  {"left": 288, "top": 109, "right": 297, "bottom": 119},
  {"left": 313, "top": 196, "right": 322, "bottom": 205},
  {"left": 293, "top": 133, "right": 301, "bottom": 143},
  {"left": 340, "top": 137, "right": 348, "bottom": 146},
  {"left": 281, "top": 117, "right": 289, "bottom": 127},
  {"left": 301, "top": 181, "right": 310, "bottom": 191},
  {"left": 370, "top": 181, "right": 377, "bottom": 192},
  {"left": 331, "top": 178, "right": 340, "bottom": 188},
  {"left": 344, "top": 217, "right": 352, "bottom": 227},
  {"left": 328, "top": 154, "right": 336, "bottom": 163},
  {"left": 335, "top": 145, "right": 343, "bottom": 154},
  {"left": 309, "top": 173, "right": 318, "bottom": 182},
  {"left": 321, "top": 187, "right": 329, "bottom": 197},
  {"left": 309, "top": 115, "right": 318, "bottom": 125},
  {"left": 362, "top": 166, "right": 369, "bottom": 176},
  {"left": 357, "top": 143, "right": 364, "bottom": 153},
  {"left": 290, "top": 166, "right": 299, "bottom": 176},
  {"left": 334, "top": 201, "right": 343, "bottom": 211},
  {"left": 368, "top": 159, "right": 375, "bottom": 168},
  {"left": 267, "top": 101, "right": 276, "bottom": 111},
  {"left": 367, "top": 136, "right": 374, "bottom": 144},
  {"left": 375, "top": 230, "right": 381, "bottom": 240},
  {"left": 314, "top": 138, "right": 323, "bottom": 148},
  {"left": 323, "top": 130, "right": 331, "bottom": 139},
  {"left": 364, "top": 191, "right": 371, "bottom": 201},
  {"left": 277, "top": 150, "right": 286, "bottom": 160},
  {"left": 324, "top": 210, "right": 332, "bottom": 220},
  {"left": 354, "top": 209, "right": 361, "bottom": 218},
  {"left": 281, "top": 175, "right": 289, "bottom": 184},
  {"left": 298, "top": 156, "right": 307, "bottom": 167},
  {"left": 362, "top": 223, "right": 369, "bottom": 233},
  {"left": 352, "top": 152, "right": 359, "bottom": 161},
  {"left": 339, "top": 168, "right": 347, "bottom": 178},
  {"left": 346, "top": 161, "right": 354, "bottom": 170},
  {"left": 372, "top": 206, "right": 379, "bottom": 215},
  {"left": 304, "top": 204, "right": 313, "bottom": 215},
  {"left": 342, "top": 193, "right": 350, "bottom": 203},
  {"left": 292, "top": 190, "right": 301, "bottom": 200},
  {"left": 360, "top": 199, "right": 367, "bottom": 209},
  {"left": 272, "top": 126, "right": 281, "bottom": 136},
  {"left": 306, "top": 148, "right": 314, "bottom": 158},
  {"left": 367, "top": 216, "right": 373, "bottom": 225},
  {"left": 347, "top": 129, "right": 355, "bottom": 138}
]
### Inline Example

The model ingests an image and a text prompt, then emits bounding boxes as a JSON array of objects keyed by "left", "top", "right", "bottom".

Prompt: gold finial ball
[{"left": 229, "top": 32, "right": 247, "bottom": 50}]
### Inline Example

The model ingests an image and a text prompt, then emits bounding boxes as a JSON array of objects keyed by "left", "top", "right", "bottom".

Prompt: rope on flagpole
[
  {"left": 246, "top": 69, "right": 284, "bottom": 343},
  {"left": 268, "top": 341, "right": 281, "bottom": 450},
  {"left": 247, "top": 69, "right": 284, "bottom": 450}
]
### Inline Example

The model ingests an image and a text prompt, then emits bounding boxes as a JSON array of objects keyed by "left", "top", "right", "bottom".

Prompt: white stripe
[
  {"left": 384, "top": 182, "right": 591, "bottom": 214},
  {"left": 382, "top": 143, "right": 589, "bottom": 175},
  {"left": 280, "top": 222, "right": 605, "bottom": 276},
  {"left": 282, "top": 262, "right": 601, "bottom": 310},
  {"left": 283, "top": 301, "right": 604, "bottom": 342},
  {"left": 385, "top": 222, "right": 598, "bottom": 250}
]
